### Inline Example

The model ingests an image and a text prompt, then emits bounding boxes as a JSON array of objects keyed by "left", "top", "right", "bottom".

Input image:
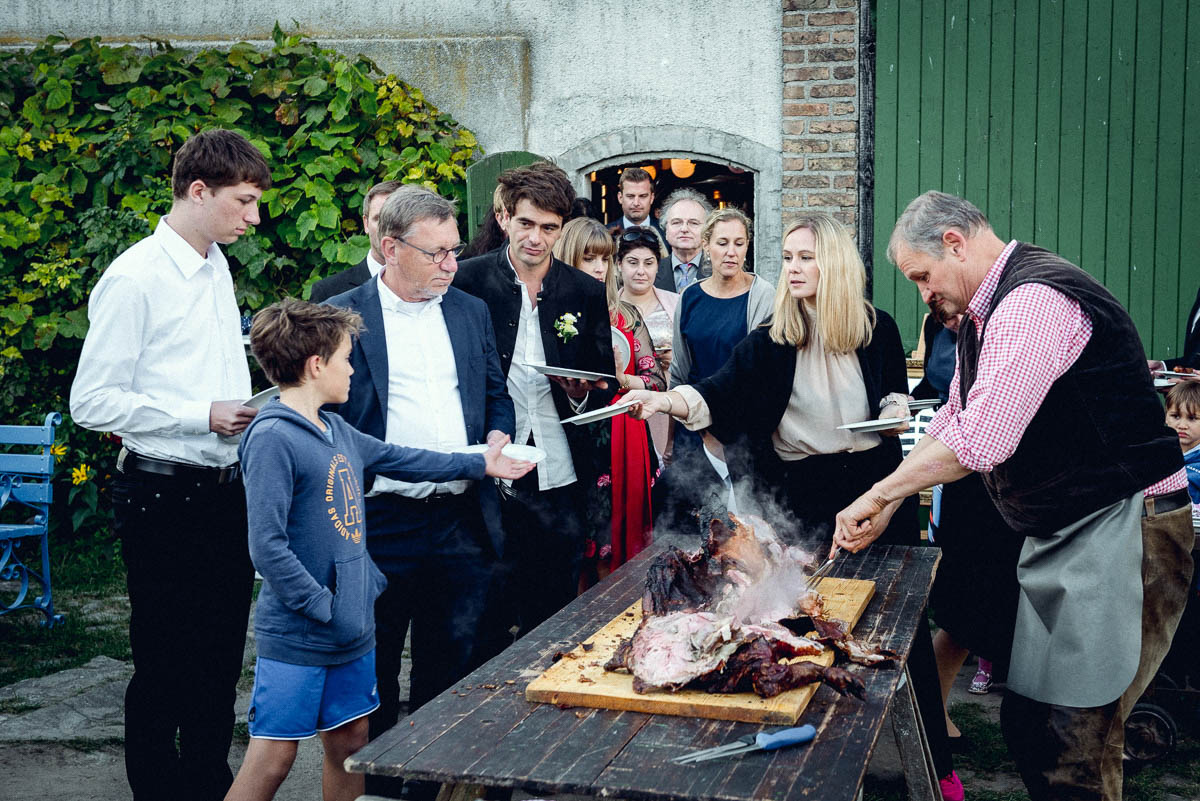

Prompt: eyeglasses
[{"left": 398, "top": 237, "right": 466, "bottom": 264}]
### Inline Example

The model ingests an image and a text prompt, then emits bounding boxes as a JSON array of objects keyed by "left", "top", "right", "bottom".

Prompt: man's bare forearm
[{"left": 873, "top": 434, "right": 972, "bottom": 504}]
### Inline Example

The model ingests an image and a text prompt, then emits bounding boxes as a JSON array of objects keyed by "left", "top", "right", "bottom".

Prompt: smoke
[{"left": 649, "top": 441, "right": 836, "bottom": 626}]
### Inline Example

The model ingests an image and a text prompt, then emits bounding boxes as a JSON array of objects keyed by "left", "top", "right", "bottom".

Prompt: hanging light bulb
[{"left": 670, "top": 158, "right": 696, "bottom": 179}]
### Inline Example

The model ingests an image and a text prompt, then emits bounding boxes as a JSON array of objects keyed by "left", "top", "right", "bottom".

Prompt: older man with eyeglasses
[
  {"left": 655, "top": 188, "right": 714, "bottom": 293},
  {"left": 323, "top": 185, "right": 517, "bottom": 787}
]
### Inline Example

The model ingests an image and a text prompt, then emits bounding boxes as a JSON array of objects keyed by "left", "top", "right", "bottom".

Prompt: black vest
[{"left": 957, "top": 243, "right": 1181, "bottom": 535}]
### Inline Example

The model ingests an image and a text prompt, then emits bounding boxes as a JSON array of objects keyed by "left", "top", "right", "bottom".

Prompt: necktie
[{"left": 677, "top": 263, "right": 693, "bottom": 292}]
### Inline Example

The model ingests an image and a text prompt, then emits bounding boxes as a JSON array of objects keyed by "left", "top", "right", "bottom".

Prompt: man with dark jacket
[
  {"left": 309, "top": 180, "right": 400, "bottom": 303},
  {"left": 835, "top": 191, "right": 1194, "bottom": 801},
  {"left": 607, "top": 166, "right": 665, "bottom": 245},
  {"left": 324, "top": 185, "right": 515, "bottom": 760},
  {"left": 455, "top": 162, "right": 616, "bottom": 645},
  {"left": 655, "top": 188, "right": 712, "bottom": 292}
]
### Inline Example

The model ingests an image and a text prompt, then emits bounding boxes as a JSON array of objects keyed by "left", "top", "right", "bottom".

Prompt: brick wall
[{"left": 781, "top": 0, "right": 860, "bottom": 230}]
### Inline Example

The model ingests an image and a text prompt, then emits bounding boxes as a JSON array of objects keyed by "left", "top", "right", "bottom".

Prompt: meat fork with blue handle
[{"left": 671, "top": 724, "right": 817, "bottom": 764}]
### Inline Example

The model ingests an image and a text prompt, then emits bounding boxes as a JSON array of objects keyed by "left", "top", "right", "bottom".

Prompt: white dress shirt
[
  {"left": 504, "top": 254, "right": 577, "bottom": 491},
  {"left": 367, "top": 276, "right": 471, "bottom": 497},
  {"left": 366, "top": 252, "right": 385, "bottom": 278},
  {"left": 69, "top": 217, "right": 250, "bottom": 467},
  {"left": 672, "top": 253, "right": 701, "bottom": 292}
]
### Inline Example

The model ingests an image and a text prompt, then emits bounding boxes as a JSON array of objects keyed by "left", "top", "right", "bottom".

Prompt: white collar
[
  {"left": 155, "top": 216, "right": 221, "bottom": 279},
  {"left": 376, "top": 273, "right": 443, "bottom": 315},
  {"left": 366, "top": 252, "right": 385, "bottom": 276}
]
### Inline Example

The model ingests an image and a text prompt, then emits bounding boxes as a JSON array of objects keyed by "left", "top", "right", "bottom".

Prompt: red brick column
[{"left": 781, "top": 0, "right": 860, "bottom": 229}]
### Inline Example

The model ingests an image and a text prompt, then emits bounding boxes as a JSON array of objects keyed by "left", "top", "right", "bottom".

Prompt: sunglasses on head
[{"left": 617, "top": 227, "right": 659, "bottom": 246}]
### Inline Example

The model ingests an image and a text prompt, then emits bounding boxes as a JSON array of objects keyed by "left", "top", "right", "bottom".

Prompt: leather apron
[{"left": 1006, "top": 493, "right": 1143, "bottom": 707}]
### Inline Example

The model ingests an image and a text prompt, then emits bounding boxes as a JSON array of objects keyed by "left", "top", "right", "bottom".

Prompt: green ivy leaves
[{"left": 0, "top": 25, "right": 482, "bottom": 543}]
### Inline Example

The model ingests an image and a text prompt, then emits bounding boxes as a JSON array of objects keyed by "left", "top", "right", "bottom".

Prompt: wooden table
[{"left": 349, "top": 538, "right": 941, "bottom": 801}]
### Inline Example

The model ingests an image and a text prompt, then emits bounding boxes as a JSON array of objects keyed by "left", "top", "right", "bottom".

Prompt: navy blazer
[
  {"left": 310, "top": 258, "right": 371, "bottom": 304},
  {"left": 324, "top": 280, "right": 515, "bottom": 556}
]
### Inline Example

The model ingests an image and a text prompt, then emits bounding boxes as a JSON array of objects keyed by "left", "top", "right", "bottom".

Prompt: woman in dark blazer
[{"left": 627, "top": 212, "right": 917, "bottom": 544}]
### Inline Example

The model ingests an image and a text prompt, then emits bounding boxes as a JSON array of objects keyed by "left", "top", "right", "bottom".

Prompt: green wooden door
[
  {"left": 465, "top": 150, "right": 545, "bottom": 240},
  {"left": 873, "top": 0, "right": 1200, "bottom": 358}
]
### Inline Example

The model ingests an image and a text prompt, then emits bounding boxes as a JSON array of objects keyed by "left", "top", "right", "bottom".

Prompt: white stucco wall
[{"left": 5, "top": 1, "right": 783, "bottom": 160}]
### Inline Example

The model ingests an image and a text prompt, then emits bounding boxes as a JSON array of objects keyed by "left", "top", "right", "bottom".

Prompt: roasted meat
[
  {"left": 607, "top": 513, "right": 890, "bottom": 700},
  {"left": 812, "top": 617, "right": 899, "bottom": 666},
  {"left": 628, "top": 611, "right": 742, "bottom": 691},
  {"left": 644, "top": 513, "right": 819, "bottom": 623}
]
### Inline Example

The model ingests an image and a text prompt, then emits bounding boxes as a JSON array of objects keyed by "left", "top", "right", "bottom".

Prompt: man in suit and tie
[
  {"left": 655, "top": 188, "right": 713, "bottom": 293},
  {"left": 607, "top": 166, "right": 665, "bottom": 244},
  {"left": 324, "top": 185, "right": 515, "bottom": 747},
  {"left": 455, "top": 162, "right": 616, "bottom": 644},
  {"left": 309, "top": 180, "right": 401, "bottom": 303}
]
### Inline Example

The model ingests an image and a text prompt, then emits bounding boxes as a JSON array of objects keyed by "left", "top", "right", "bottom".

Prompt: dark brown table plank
[{"left": 349, "top": 538, "right": 939, "bottom": 801}]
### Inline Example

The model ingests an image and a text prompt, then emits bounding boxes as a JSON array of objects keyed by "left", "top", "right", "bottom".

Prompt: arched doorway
[
  {"left": 589, "top": 160, "right": 756, "bottom": 268},
  {"left": 557, "top": 126, "right": 783, "bottom": 283},
  {"left": 589, "top": 160, "right": 755, "bottom": 224}
]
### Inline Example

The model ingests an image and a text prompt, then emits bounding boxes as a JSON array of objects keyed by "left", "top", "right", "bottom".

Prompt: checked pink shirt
[{"left": 927, "top": 240, "right": 1185, "bottom": 497}]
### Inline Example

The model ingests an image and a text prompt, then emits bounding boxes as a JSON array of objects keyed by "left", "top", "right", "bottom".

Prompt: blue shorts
[{"left": 247, "top": 650, "right": 380, "bottom": 740}]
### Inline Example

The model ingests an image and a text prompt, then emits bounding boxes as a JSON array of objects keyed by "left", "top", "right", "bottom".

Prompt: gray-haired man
[
  {"left": 655, "top": 188, "right": 712, "bottom": 292},
  {"left": 325, "top": 185, "right": 515, "bottom": 738},
  {"left": 835, "top": 191, "right": 1193, "bottom": 801}
]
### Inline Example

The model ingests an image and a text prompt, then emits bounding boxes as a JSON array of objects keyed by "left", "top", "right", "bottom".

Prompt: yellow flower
[
  {"left": 50, "top": 443, "right": 67, "bottom": 462},
  {"left": 71, "top": 464, "right": 92, "bottom": 485}
]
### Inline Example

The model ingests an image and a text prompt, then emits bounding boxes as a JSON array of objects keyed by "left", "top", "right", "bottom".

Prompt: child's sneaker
[
  {"left": 968, "top": 666, "right": 992, "bottom": 694},
  {"left": 939, "top": 770, "right": 964, "bottom": 801}
]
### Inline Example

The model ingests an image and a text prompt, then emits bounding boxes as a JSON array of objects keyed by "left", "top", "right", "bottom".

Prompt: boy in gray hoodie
[{"left": 226, "top": 299, "right": 532, "bottom": 801}]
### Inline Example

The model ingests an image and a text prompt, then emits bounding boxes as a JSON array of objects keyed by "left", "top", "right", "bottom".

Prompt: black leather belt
[
  {"left": 118, "top": 448, "right": 241, "bottom": 486},
  {"left": 1142, "top": 489, "right": 1190, "bottom": 518},
  {"left": 391, "top": 491, "right": 465, "bottom": 505}
]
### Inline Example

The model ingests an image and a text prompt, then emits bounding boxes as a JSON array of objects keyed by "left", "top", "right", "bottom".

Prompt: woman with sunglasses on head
[
  {"left": 615, "top": 227, "right": 680, "bottom": 459},
  {"left": 553, "top": 219, "right": 664, "bottom": 584},
  {"left": 624, "top": 213, "right": 959, "bottom": 798}
]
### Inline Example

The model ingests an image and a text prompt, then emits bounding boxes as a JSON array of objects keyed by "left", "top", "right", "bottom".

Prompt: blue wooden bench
[{"left": 0, "top": 411, "right": 65, "bottom": 627}]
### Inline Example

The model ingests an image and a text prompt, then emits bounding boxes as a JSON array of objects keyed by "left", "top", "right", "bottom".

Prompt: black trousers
[
  {"left": 365, "top": 493, "right": 494, "bottom": 799},
  {"left": 504, "top": 479, "right": 587, "bottom": 635},
  {"left": 366, "top": 493, "right": 495, "bottom": 723},
  {"left": 112, "top": 469, "right": 253, "bottom": 801}
]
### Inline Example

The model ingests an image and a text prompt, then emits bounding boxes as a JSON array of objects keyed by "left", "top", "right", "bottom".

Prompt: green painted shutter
[
  {"left": 873, "top": 0, "right": 1200, "bottom": 358},
  {"left": 465, "top": 151, "right": 545, "bottom": 240}
]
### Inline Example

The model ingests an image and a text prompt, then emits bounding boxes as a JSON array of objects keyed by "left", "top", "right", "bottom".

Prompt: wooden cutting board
[{"left": 525, "top": 576, "right": 875, "bottom": 724}]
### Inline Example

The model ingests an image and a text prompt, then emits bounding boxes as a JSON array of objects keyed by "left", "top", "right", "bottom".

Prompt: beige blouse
[
  {"left": 770, "top": 330, "right": 881, "bottom": 460},
  {"left": 673, "top": 327, "right": 881, "bottom": 461}
]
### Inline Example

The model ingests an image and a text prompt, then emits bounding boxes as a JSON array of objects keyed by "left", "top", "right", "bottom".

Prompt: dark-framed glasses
[{"left": 398, "top": 237, "right": 466, "bottom": 264}]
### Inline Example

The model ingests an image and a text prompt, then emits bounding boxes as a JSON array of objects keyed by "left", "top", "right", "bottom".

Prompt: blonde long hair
[{"left": 768, "top": 213, "right": 875, "bottom": 353}]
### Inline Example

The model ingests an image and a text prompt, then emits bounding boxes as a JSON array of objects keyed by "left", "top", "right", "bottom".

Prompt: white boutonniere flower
[{"left": 554, "top": 311, "right": 580, "bottom": 343}]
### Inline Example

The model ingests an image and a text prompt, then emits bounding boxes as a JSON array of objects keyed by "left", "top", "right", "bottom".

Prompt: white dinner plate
[
  {"left": 452, "top": 443, "right": 547, "bottom": 463},
  {"left": 1154, "top": 378, "right": 1173, "bottom": 388},
  {"left": 218, "top": 386, "right": 282, "bottom": 443},
  {"left": 244, "top": 386, "right": 281, "bottom": 409},
  {"left": 836, "top": 418, "right": 912, "bottom": 433},
  {"left": 1152, "top": 370, "right": 1200, "bottom": 382},
  {"left": 563, "top": 399, "right": 640, "bottom": 426},
  {"left": 523, "top": 363, "right": 616, "bottom": 382},
  {"left": 611, "top": 326, "right": 632, "bottom": 375}
]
